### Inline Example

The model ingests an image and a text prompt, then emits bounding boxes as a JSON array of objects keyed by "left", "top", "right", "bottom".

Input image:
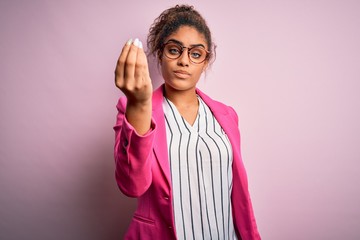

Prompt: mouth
[{"left": 173, "top": 70, "right": 191, "bottom": 79}]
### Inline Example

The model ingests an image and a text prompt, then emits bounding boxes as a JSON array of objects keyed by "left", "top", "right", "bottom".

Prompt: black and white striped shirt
[{"left": 163, "top": 96, "right": 237, "bottom": 240}]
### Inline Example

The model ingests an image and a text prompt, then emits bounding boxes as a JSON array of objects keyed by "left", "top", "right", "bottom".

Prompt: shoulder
[{"left": 196, "top": 88, "right": 239, "bottom": 124}]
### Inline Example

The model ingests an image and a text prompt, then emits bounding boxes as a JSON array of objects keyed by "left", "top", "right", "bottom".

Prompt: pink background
[{"left": 1, "top": 0, "right": 359, "bottom": 239}]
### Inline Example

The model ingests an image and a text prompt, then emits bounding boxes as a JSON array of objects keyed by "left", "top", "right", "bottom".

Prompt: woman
[{"left": 114, "top": 5, "right": 261, "bottom": 240}]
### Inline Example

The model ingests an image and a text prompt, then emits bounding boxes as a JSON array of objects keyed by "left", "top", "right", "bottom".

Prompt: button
[
  {"left": 164, "top": 196, "right": 169, "bottom": 200},
  {"left": 168, "top": 226, "right": 172, "bottom": 229},
  {"left": 123, "top": 139, "right": 128, "bottom": 147},
  {"left": 122, "top": 148, "right": 127, "bottom": 154}
]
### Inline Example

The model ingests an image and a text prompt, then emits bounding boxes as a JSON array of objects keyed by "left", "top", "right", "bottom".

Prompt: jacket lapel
[
  {"left": 152, "top": 85, "right": 172, "bottom": 188},
  {"left": 196, "top": 89, "right": 239, "bottom": 141}
]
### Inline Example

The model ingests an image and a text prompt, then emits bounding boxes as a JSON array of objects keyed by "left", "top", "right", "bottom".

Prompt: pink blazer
[{"left": 114, "top": 85, "right": 261, "bottom": 239}]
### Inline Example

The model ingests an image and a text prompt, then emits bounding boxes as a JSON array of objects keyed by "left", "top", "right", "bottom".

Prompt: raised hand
[
  {"left": 115, "top": 38, "right": 153, "bottom": 104},
  {"left": 115, "top": 38, "right": 153, "bottom": 135}
]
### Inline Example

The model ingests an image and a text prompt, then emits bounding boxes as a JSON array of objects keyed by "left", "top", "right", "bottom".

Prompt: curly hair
[{"left": 147, "top": 5, "right": 216, "bottom": 65}]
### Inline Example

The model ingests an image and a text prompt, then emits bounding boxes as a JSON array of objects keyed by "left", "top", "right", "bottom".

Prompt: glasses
[{"left": 163, "top": 41, "right": 210, "bottom": 64}]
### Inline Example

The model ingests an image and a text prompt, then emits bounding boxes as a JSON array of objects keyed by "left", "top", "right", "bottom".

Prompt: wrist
[{"left": 126, "top": 98, "right": 152, "bottom": 110}]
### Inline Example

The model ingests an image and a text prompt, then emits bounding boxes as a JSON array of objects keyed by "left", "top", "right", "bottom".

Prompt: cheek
[
  {"left": 161, "top": 60, "right": 175, "bottom": 73},
  {"left": 196, "top": 66, "right": 205, "bottom": 75},
  {"left": 161, "top": 62, "right": 171, "bottom": 79}
]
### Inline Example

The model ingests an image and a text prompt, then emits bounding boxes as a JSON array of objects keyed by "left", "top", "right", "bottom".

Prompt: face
[{"left": 161, "top": 26, "right": 209, "bottom": 92}]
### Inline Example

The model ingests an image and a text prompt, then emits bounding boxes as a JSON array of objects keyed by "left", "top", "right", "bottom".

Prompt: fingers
[
  {"left": 124, "top": 39, "right": 141, "bottom": 85},
  {"left": 134, "top": 43, "right": 151, "bottom": 86},
  {"left": 115, "top": 38, "right": 153, "bottom": 104},
  {"left": 115, "top": 38, "right": 144, "bottom": 88},
  {"left": 115, "top": 39, "right": 131, "bottom": 86}
]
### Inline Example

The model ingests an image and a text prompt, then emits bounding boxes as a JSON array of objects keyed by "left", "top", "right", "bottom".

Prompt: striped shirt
[{"left": 163, "top": 96, "right": 237, "bottom": 240}]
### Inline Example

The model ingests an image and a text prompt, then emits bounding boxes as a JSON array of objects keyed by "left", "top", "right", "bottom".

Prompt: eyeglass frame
[{"left": 161, "top": 40, "right": 210, "bottom": 64}]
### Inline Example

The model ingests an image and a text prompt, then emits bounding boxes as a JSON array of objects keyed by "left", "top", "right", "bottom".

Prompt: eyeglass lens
[{"left": 164, "top": 43, "right": 208, "bottom": 64}]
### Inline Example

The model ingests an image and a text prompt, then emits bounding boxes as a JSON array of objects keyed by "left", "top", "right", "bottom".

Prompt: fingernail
[
  {"left": 126, "top": 38, "right": 133, "bottom": 45},
  {"left": 133, "top": 38, "right": 139, "bottom": 47},
  {"left": 138, "top": 41, "right": 143, "bottom": 49}
]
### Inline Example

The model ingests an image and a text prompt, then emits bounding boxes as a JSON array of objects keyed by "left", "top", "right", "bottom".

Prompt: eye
[
  {"left": 190, "top": 48, "right": 204, "bottom": 59},
  {"left": 166, "top": 44, "right": 181, "bottom": 56},
  {"left": 190, "top": 52, "right": 202, "bottom": 59}
]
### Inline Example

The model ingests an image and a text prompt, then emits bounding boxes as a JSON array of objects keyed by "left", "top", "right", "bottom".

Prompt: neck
[{"left": 163, "top": 84, "right": 198, "bottom": 108}]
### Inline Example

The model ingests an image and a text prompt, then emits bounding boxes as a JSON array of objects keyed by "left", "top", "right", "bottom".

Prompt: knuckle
[
  {"left": 124, "top": 81, "right": 134, "bottom": 90},
  {"left": 118, "top": 58, "right": 126, "bottom": 65},
  {"left": 134, "top": 80, "right": 143, "bottom": 89},
  {"left": 135, "top": 61, "right": 144, "bottom": 69},
  {"left": 126, "top": 61, "right": 135, "bottom": 67},
  {"left": 115, "top": 79, "right": 124, "bottom": 88}
]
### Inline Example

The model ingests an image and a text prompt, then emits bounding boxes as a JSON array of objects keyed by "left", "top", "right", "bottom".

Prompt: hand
[
  {"left": 115, "top": 38, "right": 152, "bottom": 105},
  {"left": 114, "top": 38, "right": 153, "bottom": 135}
]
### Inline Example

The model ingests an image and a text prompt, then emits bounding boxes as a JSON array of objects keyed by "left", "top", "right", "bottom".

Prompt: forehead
[{"left": 165, "top": 26, "right": 207, "bottom": 46}]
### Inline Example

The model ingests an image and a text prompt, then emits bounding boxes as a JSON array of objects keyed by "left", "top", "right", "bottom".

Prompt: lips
[{"left": 173, "top": 70, "right": 191, "bottom": 79}]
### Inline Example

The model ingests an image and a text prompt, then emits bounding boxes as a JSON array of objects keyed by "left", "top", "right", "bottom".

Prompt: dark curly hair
[{"left": 147, "top": 4, "right": 216, "bottom": 66}]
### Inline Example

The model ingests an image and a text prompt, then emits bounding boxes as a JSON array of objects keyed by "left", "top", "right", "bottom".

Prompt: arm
[
  {"left": 113, "top": 97, "right": 156, "bottom": 197},
  {"left": 115, "top": 38, "right": 152, "bottom": 135},
  {"left": 113, "top": 38, "right": 154, "bottom": 197}
]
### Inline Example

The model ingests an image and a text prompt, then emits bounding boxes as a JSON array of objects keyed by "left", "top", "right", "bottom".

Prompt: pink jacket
[{"left": 114, "top": 85, "right": 261, "bottom": 239}]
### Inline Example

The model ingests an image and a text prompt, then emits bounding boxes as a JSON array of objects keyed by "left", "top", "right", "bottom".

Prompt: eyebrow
[{"left": 166, "top": 39, "right": 206, "bottom": 49}]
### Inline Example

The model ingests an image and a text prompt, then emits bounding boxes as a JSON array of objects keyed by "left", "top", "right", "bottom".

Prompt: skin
[
  {"left": 115, "top": 26, "right": 209, "bottom": 134},
  {"left": 161, "top": 26, "right": 208, "bottom": 125},
  {"left": 115, "top": 39, "right": 152, "bottom": 135}
]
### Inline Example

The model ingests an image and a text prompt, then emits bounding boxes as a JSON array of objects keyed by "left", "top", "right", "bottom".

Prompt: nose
[{"left": 177, "top": 48, "right": 190, "bottom": 67}]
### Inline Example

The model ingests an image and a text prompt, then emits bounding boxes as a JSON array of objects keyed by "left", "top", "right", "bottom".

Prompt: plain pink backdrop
[{"left": 1, "top": 0, "right": 359, "bottom": 239}]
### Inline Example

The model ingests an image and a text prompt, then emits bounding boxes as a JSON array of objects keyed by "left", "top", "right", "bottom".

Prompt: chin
[{"left": 164, "top": 79, "right": 197, "bottom": 92}]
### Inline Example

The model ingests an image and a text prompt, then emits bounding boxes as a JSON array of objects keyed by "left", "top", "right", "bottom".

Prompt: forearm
[
  {"left": 114, "top": 108, "right": 156, "bottom": 197},
  {"left": 115, "top": 123, "right": 155, "bottom": 197}
]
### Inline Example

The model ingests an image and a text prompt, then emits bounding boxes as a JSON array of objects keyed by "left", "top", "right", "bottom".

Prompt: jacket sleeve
[{"left": 113, "top": 97, "right": 156, "bottom": 197}]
